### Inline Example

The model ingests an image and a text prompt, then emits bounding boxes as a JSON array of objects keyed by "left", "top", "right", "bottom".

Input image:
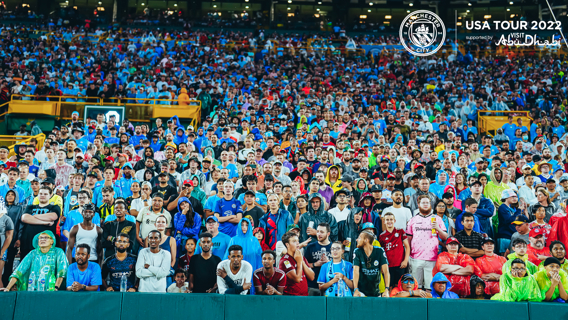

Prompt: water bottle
[
  {"left": 120, "top": 274, "right": 127, "bottom": 292},
  {"left": 337, "top": 279, "right": 344, "bottom": 297},
  {"left": 38, "top": 269, "right": 47, "bottom": 291},
  {"left": 28, "top": 271, "right": 36, "bottom": 291}
]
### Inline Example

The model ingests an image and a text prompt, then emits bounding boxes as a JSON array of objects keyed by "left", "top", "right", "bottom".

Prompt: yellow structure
[
  {"left": 477, "top": 110, "right": 532, "bottom": 137},
  {"left": 0, "top": 133, "right": 46, "bottom": 158}
]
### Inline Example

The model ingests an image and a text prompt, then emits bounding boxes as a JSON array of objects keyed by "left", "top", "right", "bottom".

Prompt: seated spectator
[
  {"left": 533, "top": 257, "right": 568, "bottom": 302},
  {"left": 468, "top": 275, "right": 491, "bottom": 300},
  {"left": 474, "top": 237, "right": 507, "bottom": 296},
  {"left": 492, "top": 258, "right": 543, "bottom": 302},
  {"left": 430, "top": 272, "right": 459, "bottom": 299},
  {"left": 527, "top": 227, "right": 551, "bottom": 266},
  {"left": 503, "top": 239, "right": 538, "bottom": 275},
  {"left": 1, "top": 231, "right": 68, "bottom": 291},
  {"left": 433, "top": 237, "right": 475, "bottom": 297},
  {"left": 167, "top": 269, "right": 189, "bottom": 293},
  {"left": 546, "top": 241, "right": 568, "bottom": 273},
  {"left": 66, "top": 244, "right": 102, "bottom": 291},
  {"left": 390, "top": 273, "right": 432, "bottom": 298},
  {"left": 216, "top": 244, "right": 253, "bottom": 295}
]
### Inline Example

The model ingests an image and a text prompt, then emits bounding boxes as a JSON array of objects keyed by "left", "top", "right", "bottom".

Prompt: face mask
[{"left": 523, "top": 136, "right": 528, "bottom": 140}]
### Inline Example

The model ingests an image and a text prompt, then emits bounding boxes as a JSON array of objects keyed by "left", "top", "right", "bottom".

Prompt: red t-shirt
[
  {"left": 253, "top": 267, "right": 286, "bottom": 292},
  {"left": 279, "top": 254, "right": 309, "bottom": 296},
  {"left": 378, "top": 228, "right": 407, "bottom": 267},
  {"left": 178, "top": 254, "right": 192, "bottom": 272}
]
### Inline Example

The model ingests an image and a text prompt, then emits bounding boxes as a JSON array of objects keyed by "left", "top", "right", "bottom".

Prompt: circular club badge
[{"left": 399, "top": 10, "right": 446, "bottom": 57}]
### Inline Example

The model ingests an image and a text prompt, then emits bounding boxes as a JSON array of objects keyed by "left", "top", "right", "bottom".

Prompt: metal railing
[{"left": 0, "top": 133, "right": 46, "bottom": 158}]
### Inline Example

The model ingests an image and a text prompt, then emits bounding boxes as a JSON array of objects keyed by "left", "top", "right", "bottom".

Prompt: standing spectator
[
  {"left": 19, "top": 186, "right": 61, "bottom": 259},
  {"left": 253, "top": 250, "right": 286, "bottom": 295},
  {"left": 1, "top": 190, "right": 24, "bottom": 285},
  {"left": 299, "top": 194, "right": 338, "bottom": 243},
  {"left": 304, "top": 222, "right": 332, "bottom": 295},
  {"left": 66, "top": 203, "right": 103, "bottom": 264},
  {"left": 189, "top": 232, "right": 222, "bottom": 293},
  {"left": 195, "top": 216, "right": 231, "bottom": 258},
  {"left": 214, "top": 181, "right": 243, "bottom": 237},
  {"left": 406, "top": 195, "right": 448, "bottom": 290},
  {"left": 136, "top": 193, "right": 172, "bottom": 248},
  {"left": 381, "top": 189, "right": 412, "bottom": 231},
  {"left": 379, "top": 212, "right": 410, "bottom": 288},
  {"left": 66, "top": 244, "right": 102, "bottom": 291},
  {"left": 136, "top": 230, "right": 171, "bottom": 292},
  {"left": 101, "top": 233, "right": 137, "bottom": 292},
  {"left": 353, "top": 231, "right": 390, "bottom": 297},
  {"left": 318, "top": 241, "right": 354, "bottom": 297},
  {"left": 279, "top": 231, "right": 315, "bottom": 296},
  {"left": 101, "top": 200, "right": 137, "bottom": 258},
  {"left": 216, "top": 244, "right": 253, "bottom": 294}
]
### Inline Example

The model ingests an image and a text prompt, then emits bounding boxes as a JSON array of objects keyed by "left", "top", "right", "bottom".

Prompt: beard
[
  {"left": 117, "top": 247, "right": 127, "bottom": 253},
  {"left": 419, "top": 207, "right": 432, "bottom": 215}
]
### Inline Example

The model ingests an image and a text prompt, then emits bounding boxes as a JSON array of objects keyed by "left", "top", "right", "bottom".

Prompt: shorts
[
  {"left": 409, "top": 258, "right": 435, "bottom": 290},
  {"left": 389, "top": 266, "right": 407, "bottom": 288}
]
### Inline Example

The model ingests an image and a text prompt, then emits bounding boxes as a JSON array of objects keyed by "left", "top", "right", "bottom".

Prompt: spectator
[
  {"left": 167, "top": 269, "right": 189, "bottom": 293},
  {"left": 433, "top": 237, "right": 475, "bottom": 297},
  {"left": 533, "top": 257, "right": 568, "bottom": 302},
  {"left": 491, "top": 258, "right": 543, "bottom": 302},
  {"left": 224, "top": 218, "right": 262, "bottom": 272},
  {"left": 304, "top": 222, "right": 332, "bottom": 295},
  {"left": 195, "top": 216, "right": 231, "bottom": 258},
  {"left": 66, "top": 203, "right": 103, "bottom": 264},
  {"left": 390, "top": 273, "right": 432, "bottom": 298},
  {"left": 379, "top": 212, "right": 410, "bottom": 288},
  {"left": 101, "top": 200, "right": 137, "bottom": 258},
  {"left": 318, "top": 241, "right": 353, "bottom": 297},
  {"left": 454, "top": 212, "right": 485, "bottom": 258},
  {"left": 279, "top": 231, "right": 314, "bottom": 296},
  {"left": 253, "top": 250, "right": 286, "bottom": 295},
  {"left": 474, "top": 237, "right": 506, "bottom": 296},
  {"left": 353, "top": 231, "right": 389, "bottom": 297},
  {"left": 217, "top": 244, "right": 253, "bottom": 295},
  {"left": 66, "top": 244, "right": 102, "bottom": 291},
  {"left": 503, "top": 239, "right": 538, "bottom": 275},
  {"left": 189, "top": 232, "right": 222, "bottom": 293},
  {"left": 526, "top": 228, "right": 551, "bottom": 266},
  {"left": 136, "top": 230, "right": 171, "bottom": 292},
  {"left": 430, "top": 272, "right": 459, "bottom": 299},
  {"left": 101, "top": 233, "right": 137, "bottom": 292},
  {"left": 406, "top": 195, "right": 448, "bottom": 290},
  {"left": 299, "top": 194, "right": 338, "bottom": 243},
  {"left": 497, "top": 189, "right": 527, "bottom": 255}
]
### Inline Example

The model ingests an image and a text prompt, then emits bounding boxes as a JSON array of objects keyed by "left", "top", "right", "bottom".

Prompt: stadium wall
[{"left": 2, "top": 292, "right": 568, "bottom": 320}]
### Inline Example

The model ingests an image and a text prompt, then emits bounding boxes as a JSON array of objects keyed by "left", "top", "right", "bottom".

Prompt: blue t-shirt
[
  {"left": 214, "top": 198, "right": 243, "bottom": 237},
  {"left": 194, "top": 232, "right": 231, "bottom": 258},
  {"left": 317, "top": 261, "right": 354, "bottom": 296},
  {"left": 237, "top": 192, "right": 267, "bottom": 207},
  {"left": 67, "top": 262, "right": 103, "bottom": 290},
  {"left": 204, "top": 195, "right": 221, "bottom": 212},
  {"left": 218, "top": 164, "right": 239, "bottom": 179}
]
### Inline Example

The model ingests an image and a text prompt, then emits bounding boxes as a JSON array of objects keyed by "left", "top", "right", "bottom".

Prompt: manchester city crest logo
[{"left": 399, "top": 10, "right": 446, "bottom": 57}]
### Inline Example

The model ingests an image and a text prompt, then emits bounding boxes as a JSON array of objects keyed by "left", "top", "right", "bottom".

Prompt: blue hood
[
  {"left": 176, "top": 196, "right": 192, "bottom": 214},
  {"left": 173, "top": 127, "right": 188, "bottom": 145},
  {"left": 430, "top": 272, "right": 458, "bottom": 299},
  {"left": 429, "top": 170, "right": 449, "bottom": 198}
]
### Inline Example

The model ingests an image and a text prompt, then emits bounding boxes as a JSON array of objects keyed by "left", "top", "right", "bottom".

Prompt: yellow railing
[
  {"left": 8, "top": 94, "right": 201, "bottom": 126},
  {"left": 477, "top": 110, "right": 533, "bottom": 137},
  {"left": 0, "top": 133, "right": 46, "bottom": 158}
]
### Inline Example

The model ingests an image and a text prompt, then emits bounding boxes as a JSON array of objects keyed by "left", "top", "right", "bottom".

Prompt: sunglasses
[{"left": 402, "top": 279, "right": 415, "bottom": 284}]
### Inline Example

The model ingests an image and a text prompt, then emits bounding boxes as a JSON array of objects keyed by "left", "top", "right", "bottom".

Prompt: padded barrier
[{"left": 3, "top": 292, "right": 566, "bottom": 320}]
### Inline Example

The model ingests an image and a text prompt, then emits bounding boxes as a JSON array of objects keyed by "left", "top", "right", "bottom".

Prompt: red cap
[
  {"left": 104, "top": 156, "right": 114, "bottom": 162},
  {"left": 183, "top": 179, "right": 194, "bottom": 186},
  {"left": 387, "top": 173, "right": 396, "bottom": 180},
  {"left": 446, "top": 237, "right": 461, "bottom": 245},
  {"left": 529, "top": 227, "right": 544, "bottom": 238},
  {"left": 118, "top": 153, "right": 128, "bottom": 159},
  {"left": 414, "top": 163, "right": 424, "bottom": 169}
]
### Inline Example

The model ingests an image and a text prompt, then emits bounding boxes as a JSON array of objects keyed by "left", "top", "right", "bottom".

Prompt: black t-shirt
[
  {"left": 304, "top": 241, "right": 332, "bottom": 288},
  {"left": 353, "top": 247, "right": 388, "bottom": 297},
  {"left": 243, "top": 206, "right": 265, "bottom": 228},
  {"left": 152, "top": 185, "right": 178, "bottom": 207},
  {"left": 21, "top": 204, "right": 61, "bottom": 256},
  {"left": 189, "top": 254, "right": 222, "bottom": 293}
]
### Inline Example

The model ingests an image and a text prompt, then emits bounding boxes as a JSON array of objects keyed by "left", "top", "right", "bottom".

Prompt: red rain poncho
[
  {"left": 433, "top": 252, "right": 476, "bottom": 297},
  {"left": 474, "top": 254, "right": 507, "bottom": 296}
]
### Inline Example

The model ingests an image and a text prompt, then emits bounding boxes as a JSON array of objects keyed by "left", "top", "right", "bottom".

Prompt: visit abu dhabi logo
[{"left": 399, "top": 10, "right": 446, "bottom": 57}]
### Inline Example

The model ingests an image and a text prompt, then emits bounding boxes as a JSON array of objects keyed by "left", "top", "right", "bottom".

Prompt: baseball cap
[
  {"left": 42, "top": 177, "right": 55, "bottom": 185},
  {"left": 244, "top": 190, "right": 256, "bottom": 197},
  {"left": 104, "top": 156, "right": 115, "bottom": 162},
  {"left": 87, "top": 171, "right": 98, "bottom": 178},
  {"left": 529, "top": 228, "right": 545, "bottom": 238},
  {"left": 370, "top": 185, "right": 382, "bottom": 192},
  {"left": 511, "top": 215, "right": 529, "bottom": 225},
  {"left": 342, "top": 175, "right": 353, "bottom": 183},
  {"left": 446, "top": 237, "right": 461, "bottom": 245},
  {"left": 470, "top": 180, "right": 482, "bottom": 187},
  {"left": 206, "top": 216, "right": 219, "bottom": 223},
  {"left": 183, "top": 179, "right": 194, "bottom": 186},
  {"left": 379, "top": 155, "right": 390, "bottom": 162},
  {"left": 335, "top": 189, "right": 351, "bottom": 197},
  {"left": 522, "top": 164, "right": 532, "bottom": 170},
  {"left": 414, "top": 163, "right": 424, "bottom": 169},
  {"left": 560, "top": 175, "right": 568, "bottom": 183},
  {"left": 481, "top": 237, "right": 495, "bottom": 245},
  {"left": 386, "top": 173, "right": 396, "bottom": 180},
  {"left": 475, "top": 158, "right": 484, "bottom": 164},
  {"left": 75, "top": 152, "right": 85, "bottom": 159},
  {"left": 158, "top": 171, "right": 168, "bottom": 177},
  {"left": 286, "top": 224, "right": 300, "bottom": 232},
  {"left": 122, "top": 162, "right": 133, "bottom": 169}
]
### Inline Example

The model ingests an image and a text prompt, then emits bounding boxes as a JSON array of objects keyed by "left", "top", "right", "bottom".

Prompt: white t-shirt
[
  {"left": 216, "top": 259, "right": 253, "bottom": 295},
  {"left": 381, "top": 205, "right": 413, "bottom": 230},
  {"left": 167, "top": 282, "right": 189, "bottom": 293},
  {"left": 329, "top": 206, "right": 351, "bottom": 222},
  {"left": 136, "top": 248, "right": 171, "bottom": 293}
]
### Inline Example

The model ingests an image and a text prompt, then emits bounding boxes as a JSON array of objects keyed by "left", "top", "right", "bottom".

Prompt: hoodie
[
  {"left": 357, "top": 192, "right": 381, "bottom": 228},
  {"left": 429, "top": 170, "right": 449, "bottom": 199},
  {"left": 173, "top": 197, "right": 202, "bottom": 241},
  {"left": 390, "top": 274, "right": 419, "bottom": 297},
  {"left": 298, "top": 193, "right": 338, "bottom": 242},
  {"left": 430, "top": 272, "right": 459, "bottom": 299},
  {"left": 259, "top": 208, "right": 295, "bottom": 250},
  {"left": 443, "top": 185, "right": 462, "bottom": 217},
  {"left": 325, "top": 165, "right": 343, "bottom": 193},
  {"left": 339, "top": 207, "right": 363, "bottom": 262},
  {"left": 253, "top": 227, "right": 271, "bottom": 251},
  {"left": 173, "top": 127, "right": 188, "bottom": 146},
  {"left": 224, "top": 218, "right": 263, "bottom": 272}
]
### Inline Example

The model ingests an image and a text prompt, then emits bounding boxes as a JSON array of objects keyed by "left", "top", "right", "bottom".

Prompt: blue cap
[
  {"left": 361, "top": 222, "right": 377, "bottom": 233},
  {"left": 122, "top": 162, "right": 133, "bottom": 169},
  {"left": 206, "top": 216, "right": 219, "bottom": 223},
  {"left": 72, "top": 111, "right": 79, "bottom": 116}
]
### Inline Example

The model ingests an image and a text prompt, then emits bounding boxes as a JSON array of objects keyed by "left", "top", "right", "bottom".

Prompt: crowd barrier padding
[
  {"left": 121, "top": 293, "right": 224, "bottom": 320},
  {"left": 428, "top": 299, "right": 529, "bottom": 320},
  {"left": 14, "top": 291, "right": 123, "bottom": 320},
  {"left": 3, "top": 292, "right": 567, "bottom": 320},
  {"left": 225, "top": 295, "right": 327, "bottom": 320},
  {"left": 327, "top": 296, "right": 428, "bottom": 320}
]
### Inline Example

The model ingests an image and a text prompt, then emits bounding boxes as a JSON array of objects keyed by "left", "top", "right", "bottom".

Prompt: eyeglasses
[
  {"left": 38, "top": 236, "right": 52, "bottom": 240},
  {"left": 512, "top": 268, "right": 526, "bottom": 272},
  {"left": 330, "top": 247, "right": 342, "bottom": 252}
]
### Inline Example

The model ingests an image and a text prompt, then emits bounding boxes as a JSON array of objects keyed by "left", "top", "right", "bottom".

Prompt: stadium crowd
[{"left": 0, "top": 24, "right": 567, "bottom": 301}]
